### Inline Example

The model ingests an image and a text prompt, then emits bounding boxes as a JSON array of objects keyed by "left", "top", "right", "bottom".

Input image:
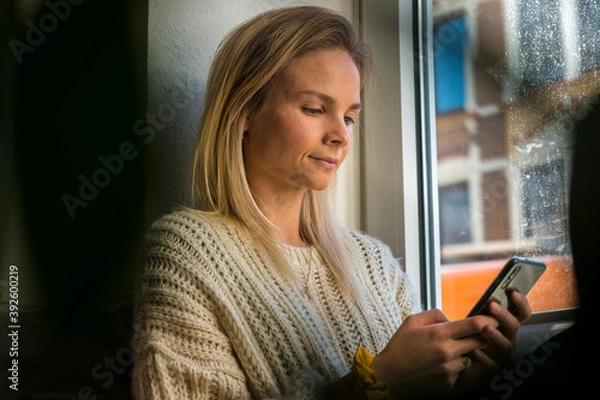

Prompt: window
[
  {"left": 434, "top": 17, "right": 468, "bottom": 113},
  {"left": 579, "top": 0, "right": 600, "bottom": 73},
  {"left": 424, "top": 0, "right": 599, "bottom": 321},
  {"left": 517, "top": 0, "right": 565, "bottom": 88},
  {"left": 521, "top": 160, "right": 568, "bottom": 252},
  {"left": 439, "top": 183, "right": 471, "bottom": 245}
]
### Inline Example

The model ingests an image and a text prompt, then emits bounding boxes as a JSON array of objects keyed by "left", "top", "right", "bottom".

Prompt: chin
[
  {"left": 307, "top": 180, "right": 332, "bottom": 192},
  {"left": 296, "top": 174, "right": 334, "bottom": 192}
]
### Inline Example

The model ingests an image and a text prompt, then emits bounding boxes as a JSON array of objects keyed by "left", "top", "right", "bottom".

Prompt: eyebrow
[{"left": 297, "top": 89, "right": 362, "bottom": 110}]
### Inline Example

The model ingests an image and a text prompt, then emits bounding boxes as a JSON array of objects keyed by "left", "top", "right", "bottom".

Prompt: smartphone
[{"left": 466, "top": 256, "right": 546, "bottom": 317}]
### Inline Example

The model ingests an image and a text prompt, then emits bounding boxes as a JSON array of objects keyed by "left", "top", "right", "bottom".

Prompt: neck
[{"left": 254, "top": 188, "right": 308, "bottom": 247}]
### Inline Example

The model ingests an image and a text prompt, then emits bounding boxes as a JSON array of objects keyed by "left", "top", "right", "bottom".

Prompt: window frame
[{"left": 359, "top": 0, "right": 440, "bottom": 310}]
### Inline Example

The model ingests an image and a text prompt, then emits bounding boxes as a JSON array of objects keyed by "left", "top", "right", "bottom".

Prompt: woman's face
[{"left": 243, "top": 49, "right": 361, "bottom": 200}]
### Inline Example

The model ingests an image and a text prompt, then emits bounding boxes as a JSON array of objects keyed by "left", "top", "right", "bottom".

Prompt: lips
[{"left": 309, "top": 155, "right": 338, "bottom": 169}]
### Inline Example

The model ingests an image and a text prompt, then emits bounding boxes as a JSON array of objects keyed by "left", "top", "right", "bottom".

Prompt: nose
[{"left": 324, "top": 115, "right": 352, "bottom": 147}]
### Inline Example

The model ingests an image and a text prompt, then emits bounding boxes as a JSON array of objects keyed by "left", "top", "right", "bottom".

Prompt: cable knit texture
[{"left": 132, "top": 209, "right": 421, "bottom": 399}]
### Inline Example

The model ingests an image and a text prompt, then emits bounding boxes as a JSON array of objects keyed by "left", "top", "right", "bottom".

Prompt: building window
[
  {"left": 439, "top": 183, "right": 471, "bottom": 245},
  {"left": 434, "top": 17, "right": 468, "bottom": 113},
  {"left": 579, "top": 0, "right": 600, "bottom": 73},
  {"left": 517, "top": 0, "right": 565, "bottom": 88},
  {"left": 522, "top": 160, "right": 568, "bottom": 253}
]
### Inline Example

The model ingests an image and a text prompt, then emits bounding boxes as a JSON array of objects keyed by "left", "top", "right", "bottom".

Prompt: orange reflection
[{"left": 441, "top": 255, "right": 579, "bottom": 321}]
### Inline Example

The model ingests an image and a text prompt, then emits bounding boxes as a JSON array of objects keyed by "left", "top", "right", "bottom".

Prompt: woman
[{"left": 132, "top": 6, "right": 531, "bottom": 399}]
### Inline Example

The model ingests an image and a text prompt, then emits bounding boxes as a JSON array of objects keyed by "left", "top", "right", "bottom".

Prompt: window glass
[{"left": 432, "top": 0, "right": 599, "bottom": 320}]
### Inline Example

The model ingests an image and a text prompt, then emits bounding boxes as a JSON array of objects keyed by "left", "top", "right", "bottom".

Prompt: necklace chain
[{"left": 303, "top": 246, "right": 313, "bottom": 298}]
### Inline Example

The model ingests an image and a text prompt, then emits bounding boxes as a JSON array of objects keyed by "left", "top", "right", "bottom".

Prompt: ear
[{"left": 243, "top": 114, "right": 251, "bottom": 131}]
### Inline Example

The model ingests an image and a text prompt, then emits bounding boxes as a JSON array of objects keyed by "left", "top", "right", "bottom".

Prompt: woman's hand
[
  {"left": 458, "top": 289, "right": 532, "bottom": 389},
  {"left": 369, "top": 308, "right": 500, "bottom": 398}
]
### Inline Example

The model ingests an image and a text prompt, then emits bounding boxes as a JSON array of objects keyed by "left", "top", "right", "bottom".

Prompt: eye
[
  {"left": 302, "top": 107, "right": 322, "bottom": 115},
  {"left": 344, "top": 116, "right": 356, "bottom": 125}
]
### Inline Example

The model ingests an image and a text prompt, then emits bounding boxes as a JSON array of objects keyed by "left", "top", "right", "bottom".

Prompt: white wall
[{"left": 145, "top": 0, "right": 361, "bottom": 229}]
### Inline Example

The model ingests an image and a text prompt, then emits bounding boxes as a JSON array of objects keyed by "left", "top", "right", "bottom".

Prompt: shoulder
[
  {"left": 143, "top": 208, "right": 246, "bottom": 259},
  {"left": 139, "top": 209, "right": 252, "bottom": 289},
  {"left": 341, "top": 228, "right": 399, "bottom": 266},
  {"left": 146, "top": 208, "right": 234, "bottom": 242},
  {"left": 147, "top": 207, "right": 224, "bottom": 233}
]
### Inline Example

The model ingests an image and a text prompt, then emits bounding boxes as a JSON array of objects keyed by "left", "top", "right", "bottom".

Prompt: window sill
[{"left": 516, "top": 308, "right": 577, "bottom": 358}]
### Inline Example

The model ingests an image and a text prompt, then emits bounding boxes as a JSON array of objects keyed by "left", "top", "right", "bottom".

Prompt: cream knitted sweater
[{"left": 132, "top": 209, "right": 420, "bottom": 399}]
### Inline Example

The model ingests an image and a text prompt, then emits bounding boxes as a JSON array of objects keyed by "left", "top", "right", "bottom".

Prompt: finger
[
  {"left": 447, "top": 314, "right": 499, "bottom": 339},
  {"left": 507, "top": 289, "right": 532, "bottom": 323},
  {"left": 482, "top": 324, "right": 516, "bottom": 363},
  {"left": 470, "top": 348, "right": 499, "bottom": 371},
  {"left": 405, "top": 308, "right": 451, "bottom": 328},
  {"left": 487, "top": 301, "right": 520, "bottom": 341},
  {"left": 452, "top": 332, "right": 492, "bottom": 356}
]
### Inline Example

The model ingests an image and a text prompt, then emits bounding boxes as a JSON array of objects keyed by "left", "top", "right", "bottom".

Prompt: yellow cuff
[{"left": 352, "top": 347, "right": 390, "bottom": 400}]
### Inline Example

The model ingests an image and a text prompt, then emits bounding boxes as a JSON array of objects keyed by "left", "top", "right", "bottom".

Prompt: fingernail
[
  {"left": 489, "top": 301, "right": 501, "bottom": 314},
  {"left": 513, "top": 291, "right": 523, "bottom": 301}
]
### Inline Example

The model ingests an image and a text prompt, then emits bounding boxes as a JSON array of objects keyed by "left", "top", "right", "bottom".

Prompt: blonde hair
[{"left": 190, "top": 6, "right": 372, "bottom": 297}]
